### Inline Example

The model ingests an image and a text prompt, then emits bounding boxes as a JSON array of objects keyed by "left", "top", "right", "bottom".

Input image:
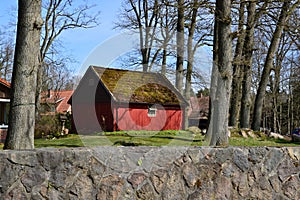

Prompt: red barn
[{"left": 70, "top": 66, "right": 188, "bottom": 133}]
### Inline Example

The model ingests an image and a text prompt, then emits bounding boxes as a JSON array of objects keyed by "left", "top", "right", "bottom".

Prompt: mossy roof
[{"left": 91, "top": 66, "right": 187, "bottom": 105}]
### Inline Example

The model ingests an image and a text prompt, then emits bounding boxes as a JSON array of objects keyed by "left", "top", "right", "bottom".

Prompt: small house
[
  {"left": 188, "top": 96, "right": 209, "bottom": 130},
  {"left": 0, "top": 78, "right": 11, "bottom": 143},
  {"left": 39, "top": 90, "right": 73, "bottom": 135},
  {"left": 40, "top": 90, "right": 73, "bottom": 114},
  {"left": 69, "top": 66, "right": 188, "bottom": 133}
]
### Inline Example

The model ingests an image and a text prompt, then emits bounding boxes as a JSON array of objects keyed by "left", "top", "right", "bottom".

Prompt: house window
[{"left": 148, "top": 106, "right": 157, "bottom": 117}]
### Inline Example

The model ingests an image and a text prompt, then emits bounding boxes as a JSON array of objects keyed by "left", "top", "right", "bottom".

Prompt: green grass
[
  {"left": 34, "top": 130, "right": 204, "bottom": 148},
  {"left": 0, "top": 130, "right": 299, "bottom": 149},
  {"left": 229, "top": 137, "right": 299, "bottom": 147}
]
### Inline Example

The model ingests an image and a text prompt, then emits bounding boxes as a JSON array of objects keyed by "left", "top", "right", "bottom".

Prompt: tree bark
[
  {"left": 175, "top": 0, "right": 185, "bottom": 94},
  {"left": 183, "top": 0, "right": 199, "bottom": 129},
  {"left": 206, "top": 0, "right": 232, "bottom": 146},
  {"left": 205, "top": 10, "right": 219, "bottom": 144},
  {"left": 229, "top": 1, "right": 246, "bottom": 127},
  {"left": 161, "top": 48, "right": 167, "bottom": 75},
  {"left": 4, "top": 0, "right": 43, "bottom": 149},
  {"left": 251, "top": 1, "right": 297, "bottom": 131},
  {"left": 239, "top": 1, "right": 256, "bottom": 129}
]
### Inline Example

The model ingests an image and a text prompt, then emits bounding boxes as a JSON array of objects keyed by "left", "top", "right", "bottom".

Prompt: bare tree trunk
[
  {"left": 158, "top": 0, "right": 176, "bottom": 75},
  {"left": 239, "top": 1, "right": 256, "bottom": 129},
  {"left": 184, "top": 0, "right": 199, "bottom": 129},
  {"left": 141, "top": 48, "right": 150, "bottom": 72},
  {"left": 287, "top": 62, "right": 293, "bottom": 134},
  {"left": 279, "top": 101, "right": 282, "bottom": 134},
  {"left": 175, "top": 0, "right": 184, "bottom": 94},
  {"left": 205, "top": 14, "right": 219, "bottom": 144},
  {"left": 251, "top": 1, "right": 297, "bottom": 131},
  {"left": 136, "top": 0, "right": 159, "bottom": 72},
  {"left": 35, "top": 65, "right": 44, "bottom": 118},
  {"left": 0, "top": 43, "right": 14, "bottom": 81},
  {"left": 272, "top": 31, "right": 291, "bottom": 133},
  {"left": 206, "top": 0, "right": 232, "bottom": 146},
  {"left": 161, "top": 49, "right": 167, "bottom": 75},
  {"left": 229, "top": 1, "right": 245, "bottom": 127},
  {"left": 4, "top": 0, "right": 42, "bottom": 150},
  {"left": 272, "top": 61, "right": 281, "bottom": 133},
  {"left": 287, "top": 91, "right": 291, "bottom": 134}
]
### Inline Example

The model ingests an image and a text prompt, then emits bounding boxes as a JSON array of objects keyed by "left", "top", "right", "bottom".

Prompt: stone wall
[{"left": 0, "top": 146, "right": 299, "bottom": 199}]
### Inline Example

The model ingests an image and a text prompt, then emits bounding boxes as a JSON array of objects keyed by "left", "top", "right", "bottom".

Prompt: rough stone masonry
[{"left": 0, "top": 146, "right": 299, "bottom": 199}]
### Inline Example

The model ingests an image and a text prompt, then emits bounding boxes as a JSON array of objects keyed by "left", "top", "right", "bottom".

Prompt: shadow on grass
[
  {"left": 113, "top": 140, "right": 142, "bottom": 146},
  {"left": 151, "top": 135, "right": 203, "bottom": 143},
  {"left": 274, "top": 138, "right": 300, "bottom": 146},
  {"left": 35, "top": 143, "right": 83, "bottom": 148},
  {"left": 112, "top": 135, "right": 203, "bottom": 146}
]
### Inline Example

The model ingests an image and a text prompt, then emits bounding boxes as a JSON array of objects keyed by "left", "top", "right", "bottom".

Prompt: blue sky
[
  {"left": 0, "top": 0, "right": 212, "bottom": 81},
  {"left": 0, "top": 0, "right": 123, "bottom": 74}
]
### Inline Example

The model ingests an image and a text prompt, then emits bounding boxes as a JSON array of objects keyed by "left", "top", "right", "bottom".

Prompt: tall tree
[
  {"left": 175, "top": 0, "right": 185, "bottom": 94},
  {"left": 0, "top": 28, "right": 15, "bottom": 81},
  {"left": 115, "top": 0, "right": 212, "bottom": 93},
  {"left": 229, "top": 1, "right": 246, "bottom": 127},
  {"left": 204, "top": 3, "right": 219, "bottom": 145},
  {"left": 36, "top": 0, "right": 99, "bottom": 116},
  {"left": 115, "top": 0, "right": 160, "bottom": 72},
  {"left": 229, "top": 0, "right": 268, "bottom": 128},
  {"left": 184, "top": 0, "right": 199, "bottom": 128},
  {"left": 252, "top": 0, "right": 299, "bottom": 131},
  {"left": 239, "top": 0, "right": 258, "bottom": 128},
  {"left": 183, "top": 0, "right": 213, "bottom": 128},
  {"left": 158, "top": 0, "right": 177, "bottom": 75},
  {"left": 205, "top": 0, "right": 232, "bottom": 146},
  {"left": 0, "top": 39, "right": 14, "bottom": 81},
  {"left": 289, "top": 56, "right": 300, "bottom": 129},
  {"left": 4, "top": 0, "right": 43, "bottom": 149}
]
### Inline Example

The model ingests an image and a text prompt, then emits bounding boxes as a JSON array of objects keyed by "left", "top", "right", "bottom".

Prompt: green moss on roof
[{"left": 92, "top": 66, "right": 184, "bottom": 105}]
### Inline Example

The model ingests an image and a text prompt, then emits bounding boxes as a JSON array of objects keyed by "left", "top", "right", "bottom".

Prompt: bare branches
[{"left": 40, "top": 0, "right": 100, "bottom": 61}]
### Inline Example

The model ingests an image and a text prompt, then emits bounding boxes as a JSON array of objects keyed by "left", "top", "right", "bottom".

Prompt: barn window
[{"left": 148, "top": 105, "right": 157, "bottom": 117}]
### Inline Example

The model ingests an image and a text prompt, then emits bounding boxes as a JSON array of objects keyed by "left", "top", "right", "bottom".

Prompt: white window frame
[
  {"left": 0, "top": 98, "right": 10, "bottom": 103},
  {"left": 148, "top": 105, "right": 157, "bottom": 117}
]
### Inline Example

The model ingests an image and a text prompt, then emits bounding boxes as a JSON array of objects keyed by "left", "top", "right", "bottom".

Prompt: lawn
[
  {"left": 34, "top": 130, "right": 300, "bottom": 148},
  {"left": 1, "top": 130, "right": 299, "bottom": 149}
]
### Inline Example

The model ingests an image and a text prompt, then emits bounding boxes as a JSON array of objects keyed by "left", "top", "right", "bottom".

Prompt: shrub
[
  {"left": 35, "top": 114, "right": 61, "bottom": 139},
  {"left": 63, "top": 112, "right": 73, "bottom": 133}
]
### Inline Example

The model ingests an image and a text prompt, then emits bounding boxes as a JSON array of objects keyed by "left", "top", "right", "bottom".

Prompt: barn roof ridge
[
  {"left": 90, "top": 66, "right": 117, "bottom": 101},
  {"left": 90, "top": 65, "right": 164, "bottom": 76}
]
